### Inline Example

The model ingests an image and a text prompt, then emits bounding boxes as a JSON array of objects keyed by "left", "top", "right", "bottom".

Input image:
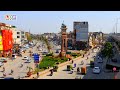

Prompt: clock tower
[{"left": 60, "top": 23, "right": 68, "bottom": 57}]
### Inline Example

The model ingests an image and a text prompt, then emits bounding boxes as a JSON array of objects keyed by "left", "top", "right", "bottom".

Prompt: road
[
  {"left": 37, "top": 46, "right": 116, "bottom": 79},
  {"left": 37, "top": 48, "right": 98, "bottom": 79},
  {"left": 0, "top": 40, "right": 41, "bottom": 79}
]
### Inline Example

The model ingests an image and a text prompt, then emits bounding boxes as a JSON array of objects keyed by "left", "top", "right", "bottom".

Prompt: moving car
[
  {"left": 22, "top": 56, "right": 29, "bottom": 60},
  {"left": 93, "top": 67, "right": 101, "bottom": 74},
  {"left": 25, "top": 59, "right": 31, "bottom": 63}
]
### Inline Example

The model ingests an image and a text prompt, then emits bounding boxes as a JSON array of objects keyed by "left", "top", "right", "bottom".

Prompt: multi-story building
[
  {"left": 11, "top": 26, "right": 21, "bottom": 45},
  {"left": 0, "top": 23, "right": 13, "bottom": 57},
  {"left": 88, "top": 32, "right": 103, "bottom": 49},
  {"left": 73, "top": 21, "right": 89, "bottom": 50},
  {"left": 21, "top": 31, "right": 27, "bottom": 45}
]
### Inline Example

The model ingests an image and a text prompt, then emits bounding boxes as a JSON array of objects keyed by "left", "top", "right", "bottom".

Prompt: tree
[
  {"left": 27, "top": 35, "right": 32, "bottom": 42},
  {"left": 101, "top": 42, "right": 113, "bottom": 58}
]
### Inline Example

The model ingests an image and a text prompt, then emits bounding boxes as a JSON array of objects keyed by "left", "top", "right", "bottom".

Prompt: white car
[
  {"left": 23, "top": 56, "right": 29, "bottom": 60},
  {"left": 25, "top": 59, "right": 31, "bottom": 63},
  {"left": 93, "top": 67, "right": 101, "bottom": 74}
]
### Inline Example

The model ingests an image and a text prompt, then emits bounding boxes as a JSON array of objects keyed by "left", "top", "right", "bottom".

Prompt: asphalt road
[
  {"left": 0, "top": 40, "right": 41, "bottom": 79},
  {"left": 37, "top": 48, "right": 98, "bottom": 79}
]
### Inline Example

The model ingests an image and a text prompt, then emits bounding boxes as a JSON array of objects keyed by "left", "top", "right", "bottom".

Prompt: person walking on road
[
  {"left": 74, "top": 63, "right": 76, "bottom": 68},
  {"left": 72, "top": 60, "right": 74, "bottom": 64},
  {"left": 3, "top": 67, "right": 5, "bottom": 72},
  {"left": 77, "top": 67, "right": 80, "bottom": 73},
  {"left": 11, "top": 69, "right": 14, "bottom": 74},
  {"left": 3, "top": 72, "right": 6, "bottom": 77},
  {"left": 86, "top": 56, "right": 89, "bottom": 60},
  {"left": 37, "top": 72, "right": 39, "bottom": 78}
]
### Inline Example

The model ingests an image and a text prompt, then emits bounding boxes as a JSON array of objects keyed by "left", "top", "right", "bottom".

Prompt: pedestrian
[
  {"left": 87, "top": 56, "right": 88, "bottom": 60},
  {"left": 83, "top": 54, "right": 84, "bottom": 58},
  {"left": 50, "top": 69, "right": 53, "bottom": 76},
  {"left": 11, "top": 69, "right": 13, "bottom": 74},
  {"left": 3, "top": 67, "right": 5, "bottom": 72},
  {"left": 21, "top": 63, "right": 23, "bottom": 68},
  {"left": 74, "top": 63, "right": 76, "bottom": 68},
  {"left": 77, "top": 67, "right": 80, "bottom": 72},
  {"left": 72, "top": 60, "right": 74, "bottom": 64},
  {"left": 37, "top": 72, "right": 39, "bottom": 78},
  {"left": 18, "top": 76, "right": 20, "bottom": 79},
  {"left": 3, "top": 72, "right": 6, "bottom": 77}
]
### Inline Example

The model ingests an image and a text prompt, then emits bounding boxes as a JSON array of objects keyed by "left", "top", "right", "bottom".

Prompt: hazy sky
[{"left": 0, "top": 11, "right": 120, "bottom": 34}]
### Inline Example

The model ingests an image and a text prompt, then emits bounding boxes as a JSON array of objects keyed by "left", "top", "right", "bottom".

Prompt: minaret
[{"left": 60, "top": 23, "right": 68, "bottom": 57}]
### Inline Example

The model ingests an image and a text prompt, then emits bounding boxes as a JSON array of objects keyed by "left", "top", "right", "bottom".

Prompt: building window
[
  {"left": 22, "top": 36, "right": 24, "bottom": 38},
  {"left": 21, "top": 32, "right": 24, "bottom": 34},
  {"left": 17, "top": 32, "right": 20, "bottom": 34},
  {"left": 17, "top": 36, "right": 20, "bottom": 38}
]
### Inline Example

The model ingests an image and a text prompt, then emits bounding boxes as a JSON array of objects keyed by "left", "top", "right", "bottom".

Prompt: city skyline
[{"left": 0, "top": 11, "right": 120, "bottom": 34}]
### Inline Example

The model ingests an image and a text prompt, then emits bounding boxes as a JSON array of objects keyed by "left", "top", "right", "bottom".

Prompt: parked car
[
  {"left": 22, "top": 56, "right": 29, "bottom": 60},
  {"left": 93, "top": 67, "right": 101, "bottom": 74},
  {"left": 0, "top": 62, "right": 4, "bottom": 67}
]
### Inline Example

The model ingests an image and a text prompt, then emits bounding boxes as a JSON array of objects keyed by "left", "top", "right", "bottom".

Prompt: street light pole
[{"left": 116, "top": 18, "right": 120, "bottom": 34}]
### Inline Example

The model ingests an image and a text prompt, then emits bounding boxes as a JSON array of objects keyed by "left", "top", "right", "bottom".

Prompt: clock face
[{"left": 75, "top": 24, "right": 80, "bottom": 30}]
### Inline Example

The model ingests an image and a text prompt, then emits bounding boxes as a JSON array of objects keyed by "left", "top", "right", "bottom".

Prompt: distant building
[{"left": 88, "top": 32, "right": 103, "bottom": 48}]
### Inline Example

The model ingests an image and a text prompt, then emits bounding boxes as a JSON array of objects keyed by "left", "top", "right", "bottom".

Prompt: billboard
[{"left": 74, "top": 22, "right": 88, "bottom": 41}]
